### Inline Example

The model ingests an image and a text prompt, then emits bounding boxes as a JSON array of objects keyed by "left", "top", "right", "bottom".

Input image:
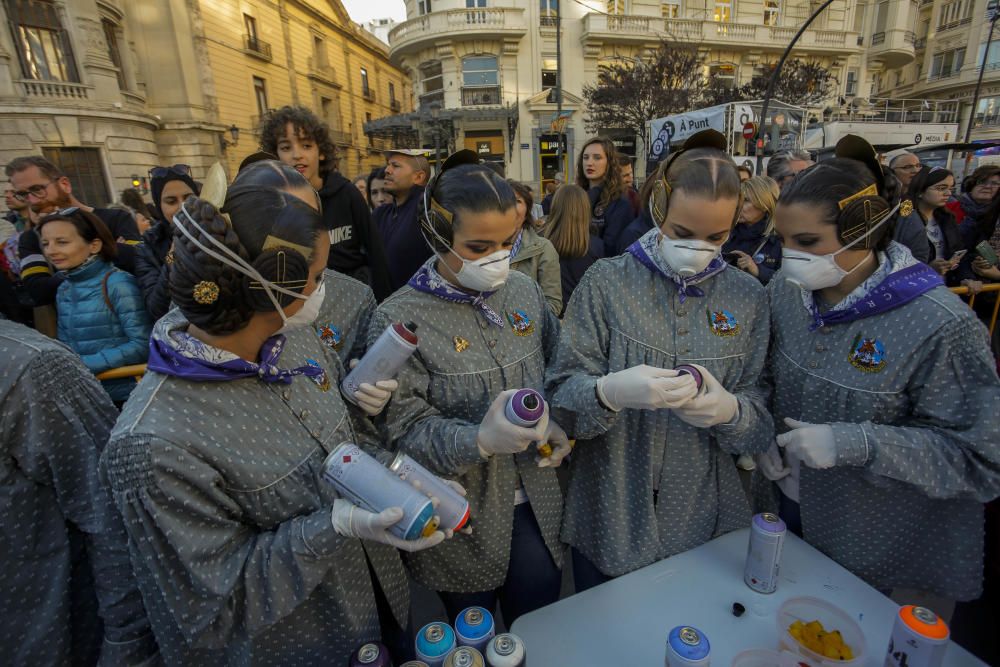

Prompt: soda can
[
  {"left": 416, "top": 622, "right": 457, "bottom": 667},
  {"left": 744, "top": 512, "right": 786, "bottom": 594},
  {"left": 342, "top": 321, "right": 418, "bottom": 403},
  {"left": 673, "top": 364, "right": 703, "bottom": 391},
  {"left": 665, "top": 626, "right": 710, "bottom": 667},
  {"left": 443, "top": 646, "right": 485, "bottom": 667},
  {"left": 391, "top": 452, "right": 470, "bottom": 533},
  {"left": 454, "top": 606, "right": 495, "bottom": 652},
  {"left": 349, "top": 642, "right": 392, "bottom": 667},
  {"left": 485, "top": 633, "right": 525, "bottom": 667},
  {"left": 322, "top": 443, "right": 439, "bottom": 541},
  {"left": 885, "top": 605, "right": 950, "bottom": 667}
]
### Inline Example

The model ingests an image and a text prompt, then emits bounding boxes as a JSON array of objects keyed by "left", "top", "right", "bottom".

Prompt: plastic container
[
  {"left": 730, "top": 648, "right": 801, "bottom": 667},
  {"left": 776, "top": 596, "right": 866, "bottom": 667}
]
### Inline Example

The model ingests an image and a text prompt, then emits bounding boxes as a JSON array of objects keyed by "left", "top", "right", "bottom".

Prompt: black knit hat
[{"left": 151, "top": 166, "right": 201, "bottom": 220}]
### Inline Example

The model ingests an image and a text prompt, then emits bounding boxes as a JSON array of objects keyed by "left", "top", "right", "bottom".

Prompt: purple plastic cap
[
  {"left": 753, "top": 512, "right": 787, "bottom": 533},
  {"left": 674, "top": 365, "right": 703, "bottom": 391},
  {"left": 510, "top": 388, "right": 544, "bottom": 423}
]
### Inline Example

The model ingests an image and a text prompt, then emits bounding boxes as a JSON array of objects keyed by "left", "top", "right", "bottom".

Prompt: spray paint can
[
  {"left": 349, "top": 642, "right": 393, "bottom": 667},
  {"left": 443, "top": 646, "right": 485, "bottom": 667},
  {"left": 505, "top": 388, "right": 551, "bottom": 457},
  {"left": 416, "top": 622, "right": 457, "bottom": 667},
  {"left": 342, "top": 321, "right": 418, "bottom": 403},
  {"left": 454, "top": 607, "right": 496, "bottom": 652},
  {"left": 674, "top": 364, "right": 703, "bottom": 391},
  {"left": 744, "top": 512, "right": 786, "bottom": 594},
  {"left": 665, "top": 626, "right": 711, "bottom": 666},
  {"left": 484, "top": 634, "right": 526, "bottom": 667},
  {"left": 322, "top": 443, "right": 439, "bottom": 541},
  {"left": 885, "top": 606, "right": 950, "bottom": 667},
  {"left": 390, "top": 452, "right": 470, "bottom": 533},
  {"left": 400, "top": 663, "right": 431, "bottom": 667}
]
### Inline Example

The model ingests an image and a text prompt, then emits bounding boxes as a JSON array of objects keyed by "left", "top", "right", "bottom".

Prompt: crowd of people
[{"left": 1, "top": 103, "right": 1000, "bottom": 667}]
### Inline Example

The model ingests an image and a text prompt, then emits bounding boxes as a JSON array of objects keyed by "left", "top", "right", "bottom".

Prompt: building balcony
[
  {"left": 461, "top": 85, "right": 502, "bottom": 106},
  {"left": 583, "top": 14, "right": 858, "bottom": 53},
  {"left": 307, "top": 58, "right": 339, "bottom": 87},
  {"left": 389, "top": 8, "right": 527, "bottom": 58},
  {"left": 936, "top": 16, "right": 972, "bottom": 34},
  {"left": 16, "top": 79, "right": 90, "bottom": 100},
  {"left": 866, "top": 28, "right": 916, "bottom": 67},
  {"left": 243, "top": 35, "right": 272, "bottom": 61},
  {"left": 391, "top": 99, "right": 402, "bottom": 112},
  {"left": 419, "top": 90, "right": 445, "bottom": 109},
  {"left": 330, "top": 130, "right": 353, "bottom": 145},
  {"left": 363, "top": 88, "right": 376, "bottom": 102}
]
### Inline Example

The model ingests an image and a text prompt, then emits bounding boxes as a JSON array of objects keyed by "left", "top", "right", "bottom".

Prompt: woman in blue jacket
[
  {"left": 723, "top": 175, "right": 782, "bottom": 285},
  {"left": 576, "top": 136, "right": 634, "bottom": 256},
  {"left": 39, "top": 207, "right": 151, "bottom": 405}
]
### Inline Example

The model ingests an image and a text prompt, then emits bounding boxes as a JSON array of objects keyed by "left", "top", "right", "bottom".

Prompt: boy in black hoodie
[{"left": 260, "top": 105, "right": 392, "bottom": 300}]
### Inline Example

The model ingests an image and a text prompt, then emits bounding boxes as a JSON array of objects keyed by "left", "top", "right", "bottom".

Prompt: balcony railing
[
  {"left": 244, "top": 35, "right": 272, "bottom": 60},
  {"left": 663, "top": 18, "right": 703, "bottom": 39},
  {"left": 363, "top": 88, "right": 376, "bottom": 102},
  {"left": 419, "top": 90, "right": 444, "bottom": 108},
  {"left": 927, "top": 69, "right": 961, "bottom": 81},
  {"left": 307, "top": 57, "right": 337, "bottom": 84},
  {"left": 715, "top": 22, "right": 757, "bottom": 39},
  {"left": 389, "top": 7, "right": 525, "bottom": 52},
  {"left": 461, "top": 85, "right": 501, "bottom": 106},
  {"left": 937, "top": 16, "right": 972, "bottom": 32},
  {"left": 872, "top": 31, "right": 885, "bottom": 45},
  {"left": 330, "top": 130, "right": 353, "bottom": 145},
  {"left": 17, "top": 79, "right": 90, "bottom": 99},
  {"left": 540, "top": 15, "right": 558, "bottom": 27},
  {"left": 391, "top": 99, "right": 402, "bottom": 112}
]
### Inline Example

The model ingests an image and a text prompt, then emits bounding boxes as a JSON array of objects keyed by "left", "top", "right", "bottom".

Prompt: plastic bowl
[
  {"left": 731, "top": 648, "right": 803, "bottom": 667},
  {"left": 776, "top": 596, "right": 866, "bottom": 666}
]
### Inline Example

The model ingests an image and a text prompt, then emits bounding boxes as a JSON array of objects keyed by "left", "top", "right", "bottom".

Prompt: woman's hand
[
  {"left": 930, "top": 258, "right": 952, "bottom": 276},
  {"left": 730, "top": 250, "right": 759, "bottom": 277}
]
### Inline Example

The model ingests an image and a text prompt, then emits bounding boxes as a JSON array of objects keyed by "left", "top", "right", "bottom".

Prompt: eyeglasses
[
  {"left": 149, "top": 164, "right": 192, "bottom": 179},
  {"left": 894, "top": 163, "right": 922, "bottom": 172},
  {"left": 928, "top": 184, "right": 954, "bottom": 194},
  {"left": 11, "top": 181, "right": 55, "bottom": 202},
  {"left": 38, "top": 206, "right": 82, "bottom": 223},
  {"left": 974, "top": 181, "right": 1000, "bottom": 190}
]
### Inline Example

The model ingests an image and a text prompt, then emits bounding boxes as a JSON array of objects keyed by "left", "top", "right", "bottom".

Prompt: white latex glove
[
  {"left": 756, "top": 442, "right": 791, "bottom": 481},
  {"left": 347, "top": 358, "right": 398, "bottom": 416},
  {"left": 671, "top": 364, "right": 738, "bottom": 428},
  {"left": 331, "top": 498, "right": 446, "bottom": 553},
  {"left": 775, "top": 417, "right": 837, "bottom": 470},
  {"left": 477, "top": 389, "right": 550, "bottom": 458},
  {"left": 407, "top": 478, "right": 473, "bottom": 537},
  {"left": 596, "top": 364, "right": 699, "bottom": 412},
  {"left": 536, "top": 419, "right": 573, "bottom": 468}
]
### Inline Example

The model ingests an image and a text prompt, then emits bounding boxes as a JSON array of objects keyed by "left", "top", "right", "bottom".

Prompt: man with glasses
[
  {"left": 5, "top": 156, "right": 141, "bottom": 307},
  {"left": 888, "top": 151, "right": 922, "bottom": 190},
  {"left": 766, "top": 149, "right": 814, "bottom": 191}
]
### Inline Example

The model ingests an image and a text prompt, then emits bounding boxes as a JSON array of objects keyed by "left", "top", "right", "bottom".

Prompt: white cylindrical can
[
  {"left": 341, "top": 321, "right": 418, "bottom": 403},
  {"left": 885, "top": 605, "right": 950, "bottom": 667},
  {"left": 390, "top": 452, "right": 470, "bottom": 533}
]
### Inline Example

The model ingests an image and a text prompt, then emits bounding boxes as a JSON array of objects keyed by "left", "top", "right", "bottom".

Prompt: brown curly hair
[{"left": 258, "top": 105, "right": 339, "bottom": 175}]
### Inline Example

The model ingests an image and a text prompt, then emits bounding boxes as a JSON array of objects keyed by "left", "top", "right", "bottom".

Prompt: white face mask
[
  {"left": 659, "top": 235, "right": 721, "bottom": 277},
  {"left": 277, "top": 280, "right": 325, "bottom": 334},
  {"left": 173, "top": 203, "right": 314, "bottom": 333},
  {"left": 453, "top": 249, "right": 511, "bottom": 292},
  {"left": 780, "top": 201, "right": 898, "bottom": 291}
]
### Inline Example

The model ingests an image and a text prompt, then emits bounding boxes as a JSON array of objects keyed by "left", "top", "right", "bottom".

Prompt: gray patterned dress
[
  {"left": 374, "top": 264, "right": 564, "bottom": 592},
  {"left": 546, "top": 229, "right": 774, "bottom": 578},
  {"left": 763, "top": 243, "right": 1000, "bottom": 600},
  {"left": 100, "top": 300, "right": 410, "bottom": 666},
  {"left": 0, "top": 320, "right": 156, "bottom": 666}
]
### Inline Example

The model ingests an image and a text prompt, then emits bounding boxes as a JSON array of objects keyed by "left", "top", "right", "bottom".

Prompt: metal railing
[
  {"left": 363, "top": 88, "right": 376, "bottom": 102},
  {"left": 927, "top": 69, "right": 961, "bottom": 81},
  {"left": 825, "top": 97, "right": 960, "bottom": 123},
  {"left": 951, "top": 284, "right": 1000, "bottom": 338},
  {"left": 390, "top": 99, "right": 402, "bottom": 112},
  {"left": 937, "top": 16, "right": 973, "bottom": 32},
  {"left": 872, "top": 31, "right": 886, "bottom": 45},
  {"left": 461, "top": 85, "right": 501, "bottom": 106},
  {"left": 540, "top": 15, "right": 558, "bottom": 27},
  {"left": 244, "top": 35, "right": 272, "bottom": 60}
]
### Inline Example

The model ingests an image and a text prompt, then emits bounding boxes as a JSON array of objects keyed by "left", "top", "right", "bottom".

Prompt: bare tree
[
  {"left": 737, "top": 59, "right": 837, "bottom": 107},
  {"left": 582, "top": 41, "right": 705, "bottom": 156}
]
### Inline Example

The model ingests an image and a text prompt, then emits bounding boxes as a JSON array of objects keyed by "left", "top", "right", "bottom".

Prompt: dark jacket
[
  {"left": 319, "top": 171, "right": 392, "bottom": 301},
  {"left": 541, "top": 192, "right": 554, "bottom": 216},
  {"left": 374, "top": 186, "right": 431, "bottom": 293},
  {"left": 55, "top": 258, "right": 152, "bottom": 402},
  {"left": 588, "top": 185, "right": 635, "bottom": 256},
  {"left": 891, "top": 209, "right": 932, "bottom": 264},
  {"left": 898, "top": 208, "right": 972, "bottom": 285},
  {"left": 559, "top": 236, "right": 605, "bottom": 316},
  {"left": 617, "top": 210, "right": 655, "bottom": 254},
  {"left": 18, "top": 207, "right": 140, "bottom": 307},
  {"left": 722, "top": 216, "right": 782, "bottom": 285},
  {"left": 134, "top": 220, "right": 173, "bottom": 321}
]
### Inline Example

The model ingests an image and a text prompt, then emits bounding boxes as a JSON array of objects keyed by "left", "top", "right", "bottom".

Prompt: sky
[{"left": 341, "top": 0, "right": 407, "bottom": 24}]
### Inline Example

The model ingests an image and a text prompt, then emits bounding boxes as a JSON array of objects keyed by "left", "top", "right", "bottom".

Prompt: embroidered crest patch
[
  {"left": 706, "top": 309, "right": 740, "bottom": 336},
  {"left": 506, "top": 309, "right": 535, "bottom": 336},
  {"left": 849, "top": 334, "right": 886, "bottom": 372},
  {"left": 305, "top": 358, "right": 331, "bottom": 391},
  {"left": 316, "top": 322, "right": 343, "bottom": 351}
]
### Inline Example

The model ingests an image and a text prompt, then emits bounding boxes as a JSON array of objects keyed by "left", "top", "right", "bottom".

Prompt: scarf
[
  {"left": 148, "top": 317, "right": 325, "bottom": 384},
  {"left": 957, "top": 193, "right": 991, "bottom": 222},
  {"left": 626, "top": 227, "right": 728, "bottom": 303},
  {"left": 801, "top": 243, "right": 944, "bottom": 330},
  {"left": 407, "top": 258, "right": 506, "bottom": 328}
]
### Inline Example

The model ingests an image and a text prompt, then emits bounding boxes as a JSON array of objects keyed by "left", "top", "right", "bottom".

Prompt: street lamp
[{"left": 219, "top": 124, "right": 240, "bottom": 152}]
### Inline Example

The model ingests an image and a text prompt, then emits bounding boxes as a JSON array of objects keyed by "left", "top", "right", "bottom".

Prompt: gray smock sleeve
[
  {"left": 371, "top": 307, "right": 484, "bottom": 475},
  {"left": 545, "top": 264, "right": 622, "bottom": 439},
  {"left": 710, "top": 286, "right": 773, "bottom": 455},
  {"left": 829, "top": 314, "right": 1000, "bottom": 501},
  {"left": 101, "top": 435, "right": 349, "bottom": 650},
  {"left": 11, "top": 350, "right": 156, "bottom": 664}
]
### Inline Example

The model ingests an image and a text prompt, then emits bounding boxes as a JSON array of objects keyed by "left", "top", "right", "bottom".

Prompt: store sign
[{"left": 476, "top": 141, "right": 492, "bottom": 154}]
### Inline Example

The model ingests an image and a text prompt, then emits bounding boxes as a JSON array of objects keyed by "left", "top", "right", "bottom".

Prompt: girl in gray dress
[
  {"left": 376, "top": 151, "right": 571, "bottom": 625},
  {"left": 546, "top": 130, "right": 774, "bottom": 591},
  {"left": 101, "top": 161, "right": 448, "bottom": 666},
  {"left": 758, "top": 135, "right": 1000, "bottom": 601}
]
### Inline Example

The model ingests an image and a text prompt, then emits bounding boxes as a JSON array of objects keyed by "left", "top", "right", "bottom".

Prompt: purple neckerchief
[
  {"left": 625, "top": 229, "right": 728, "bottom": 303},
  {"left": 408, "top": 262, "right": 506, "bottom": 328},
  {"left": 148, "top": 331, "right": 325, "bottom": 384},
  {"left": 806, "top": 262, "right": 943, "bottom": 330}
]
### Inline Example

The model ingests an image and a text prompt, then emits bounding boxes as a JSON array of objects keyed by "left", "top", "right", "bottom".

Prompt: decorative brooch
[{"left": 193, "top": 280, "right": 220, "bottom": 305}]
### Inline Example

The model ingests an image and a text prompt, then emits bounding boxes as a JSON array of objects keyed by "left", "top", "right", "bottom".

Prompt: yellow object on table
[{"left": 788, "top": 619, "right": 854, "bottom": 661}]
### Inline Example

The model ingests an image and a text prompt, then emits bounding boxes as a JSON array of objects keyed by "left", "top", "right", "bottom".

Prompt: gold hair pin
[
  {"left": 431, "top": 198, "right": 454, "bottom": 224},
  {"left": 193, "top": 280, "right": 220, "bottom": 305},
  {"left": 837, "top": 183, "right": 878, "bottom": 210}
]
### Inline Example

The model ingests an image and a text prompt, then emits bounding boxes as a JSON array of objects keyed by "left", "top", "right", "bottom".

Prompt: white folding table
[{"left": 512, "top": 529, "right": 986, "bottom": 666}]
